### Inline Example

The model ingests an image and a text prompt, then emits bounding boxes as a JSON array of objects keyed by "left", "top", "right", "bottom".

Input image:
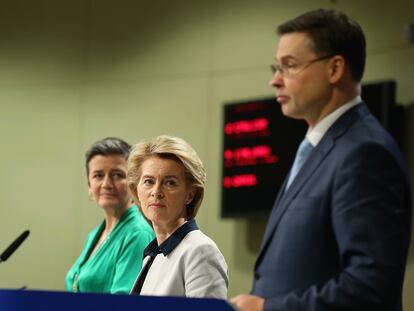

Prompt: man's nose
[{"left": 269, "top": 71, "right": 284, "bottom": 87}]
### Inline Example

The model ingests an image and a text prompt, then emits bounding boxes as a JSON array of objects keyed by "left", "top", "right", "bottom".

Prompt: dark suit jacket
[{"left": 251, "top": 103, "right": 412, "bottom": 311}]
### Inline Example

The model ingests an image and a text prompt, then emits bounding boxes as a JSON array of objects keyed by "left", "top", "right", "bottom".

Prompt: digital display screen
[
  {"left": 221, "top": 98, "right": 307, "bottom": 218},
  {"left": 221, "top": 81, "right": 399, "bottom": 218}
]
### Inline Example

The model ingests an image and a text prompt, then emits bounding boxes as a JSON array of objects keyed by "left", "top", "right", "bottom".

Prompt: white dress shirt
[{"left": 307, "top": 96, "right": 362, "bottom": 146}]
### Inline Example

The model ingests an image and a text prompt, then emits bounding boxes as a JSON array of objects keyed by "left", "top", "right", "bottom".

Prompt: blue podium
[{"left": 0, "top": 289, "right": 236, "bottom": 310}]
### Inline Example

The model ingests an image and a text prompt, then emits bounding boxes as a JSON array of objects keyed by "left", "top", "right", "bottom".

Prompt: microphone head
[{"left": 0, "top": 230, "right": 30, "bottom": 262}]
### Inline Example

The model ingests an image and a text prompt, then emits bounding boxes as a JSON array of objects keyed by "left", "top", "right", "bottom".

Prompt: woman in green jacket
[{"left": 66, "top": 137, "right": 154, "bottom": 294}]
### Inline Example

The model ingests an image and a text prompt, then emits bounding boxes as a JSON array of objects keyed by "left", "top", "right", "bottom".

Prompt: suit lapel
[
  {"left": 255, "top": 103, "right": 369, "bottom": 269},
  {"left": 255, "top": 138, "right": 334, "bottom": 269}
]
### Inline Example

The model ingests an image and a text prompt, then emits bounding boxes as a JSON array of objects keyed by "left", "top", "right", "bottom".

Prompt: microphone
[{"left": 0, "top": 230, "right": 30, "bottom": 263}]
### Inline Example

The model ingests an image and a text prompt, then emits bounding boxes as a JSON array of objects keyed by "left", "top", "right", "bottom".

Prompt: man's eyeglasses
[{"left": 270, "top": 55, "right": 333, "bottom": 78}]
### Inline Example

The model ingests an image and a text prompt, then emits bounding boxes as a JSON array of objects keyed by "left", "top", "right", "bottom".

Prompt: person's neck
[
  {"left": 102, "top": 202, "right": 130, "bottom": 234},
  {"left": 153, "top": 218, "right": 187, "bottom": 245},
  {"left": 307, "top": 83, "right": 360, "bottom": 127}
]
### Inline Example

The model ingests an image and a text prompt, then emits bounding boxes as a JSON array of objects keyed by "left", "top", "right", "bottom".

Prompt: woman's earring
[{"left": 88, "top": 191, "right": 94, "bottom": 201}]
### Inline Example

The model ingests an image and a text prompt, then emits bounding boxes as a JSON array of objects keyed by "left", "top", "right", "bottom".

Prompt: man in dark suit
[{"left": 231, "top": 9, "right": 412, "bottom": 311}]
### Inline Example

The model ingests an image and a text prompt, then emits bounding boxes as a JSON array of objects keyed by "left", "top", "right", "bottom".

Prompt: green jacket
[{"left": 66, "top": 205, "right": 154, "bottom": 294}]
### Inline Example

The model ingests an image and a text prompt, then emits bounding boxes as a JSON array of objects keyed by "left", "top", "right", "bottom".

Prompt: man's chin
[{"left": 280, "top": 105, "right": 295, "bottom": 118}]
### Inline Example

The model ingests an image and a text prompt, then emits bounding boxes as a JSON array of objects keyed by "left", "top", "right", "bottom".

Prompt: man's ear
[{"left": 329, "top": 55, "right": 345, "bottom": 83}]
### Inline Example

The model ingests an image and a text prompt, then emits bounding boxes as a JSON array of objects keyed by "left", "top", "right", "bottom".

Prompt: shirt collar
[
  {"left": 306, "top": 96, "right": 361, "bottom": 147},
  {"left": 143, "top": 218, "right": 198, "bottom": 258}
]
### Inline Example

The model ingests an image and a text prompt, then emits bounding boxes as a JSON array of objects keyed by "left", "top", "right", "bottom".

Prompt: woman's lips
[{"left": 101, "top": 193, "right": 116, "bottom": 197}]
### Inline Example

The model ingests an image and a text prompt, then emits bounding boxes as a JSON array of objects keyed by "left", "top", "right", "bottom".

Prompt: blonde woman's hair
[{"left": 127, "top": 135, "right": 206, "bottom": 219}]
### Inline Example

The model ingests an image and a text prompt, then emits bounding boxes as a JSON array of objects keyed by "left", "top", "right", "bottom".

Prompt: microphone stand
[
  {"left": 0, "top": 230, "right": 30, "bottom": 263},
  {"left": 0, "top": 230, "right": 30, "bottom": 290}
]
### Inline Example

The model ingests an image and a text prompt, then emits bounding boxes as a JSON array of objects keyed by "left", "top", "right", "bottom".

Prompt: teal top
[{"left": 66, "top": 205, "right": 154, "bottom": 294}]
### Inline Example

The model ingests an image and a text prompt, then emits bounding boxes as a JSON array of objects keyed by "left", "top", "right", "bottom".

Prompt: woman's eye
[
  {"left": 143, "top": 179, "right": 154, "bottom": 185},
  {"left": 113, "top": 172, "right": 125, "bottom": 179},
  {"left": 165, "top": 180, "right": 177, "bottom": 187}
]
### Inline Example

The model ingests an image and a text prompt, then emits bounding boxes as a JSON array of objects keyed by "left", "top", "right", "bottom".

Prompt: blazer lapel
[
  {"left": 255, "top": 139, "right": 333, "bottom": 269},
  {"left": 255, "top": 102, "right": 369, "bottom": 268}
]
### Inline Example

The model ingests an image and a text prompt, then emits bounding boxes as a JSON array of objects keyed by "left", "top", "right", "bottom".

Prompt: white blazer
[{"left": 134, "top": 229, "right": 228, "bottom": 299}]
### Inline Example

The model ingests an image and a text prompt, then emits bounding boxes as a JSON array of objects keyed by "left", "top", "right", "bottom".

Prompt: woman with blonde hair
[{"left": 127, "top": 135, "right": 228, "bottom": 298}]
